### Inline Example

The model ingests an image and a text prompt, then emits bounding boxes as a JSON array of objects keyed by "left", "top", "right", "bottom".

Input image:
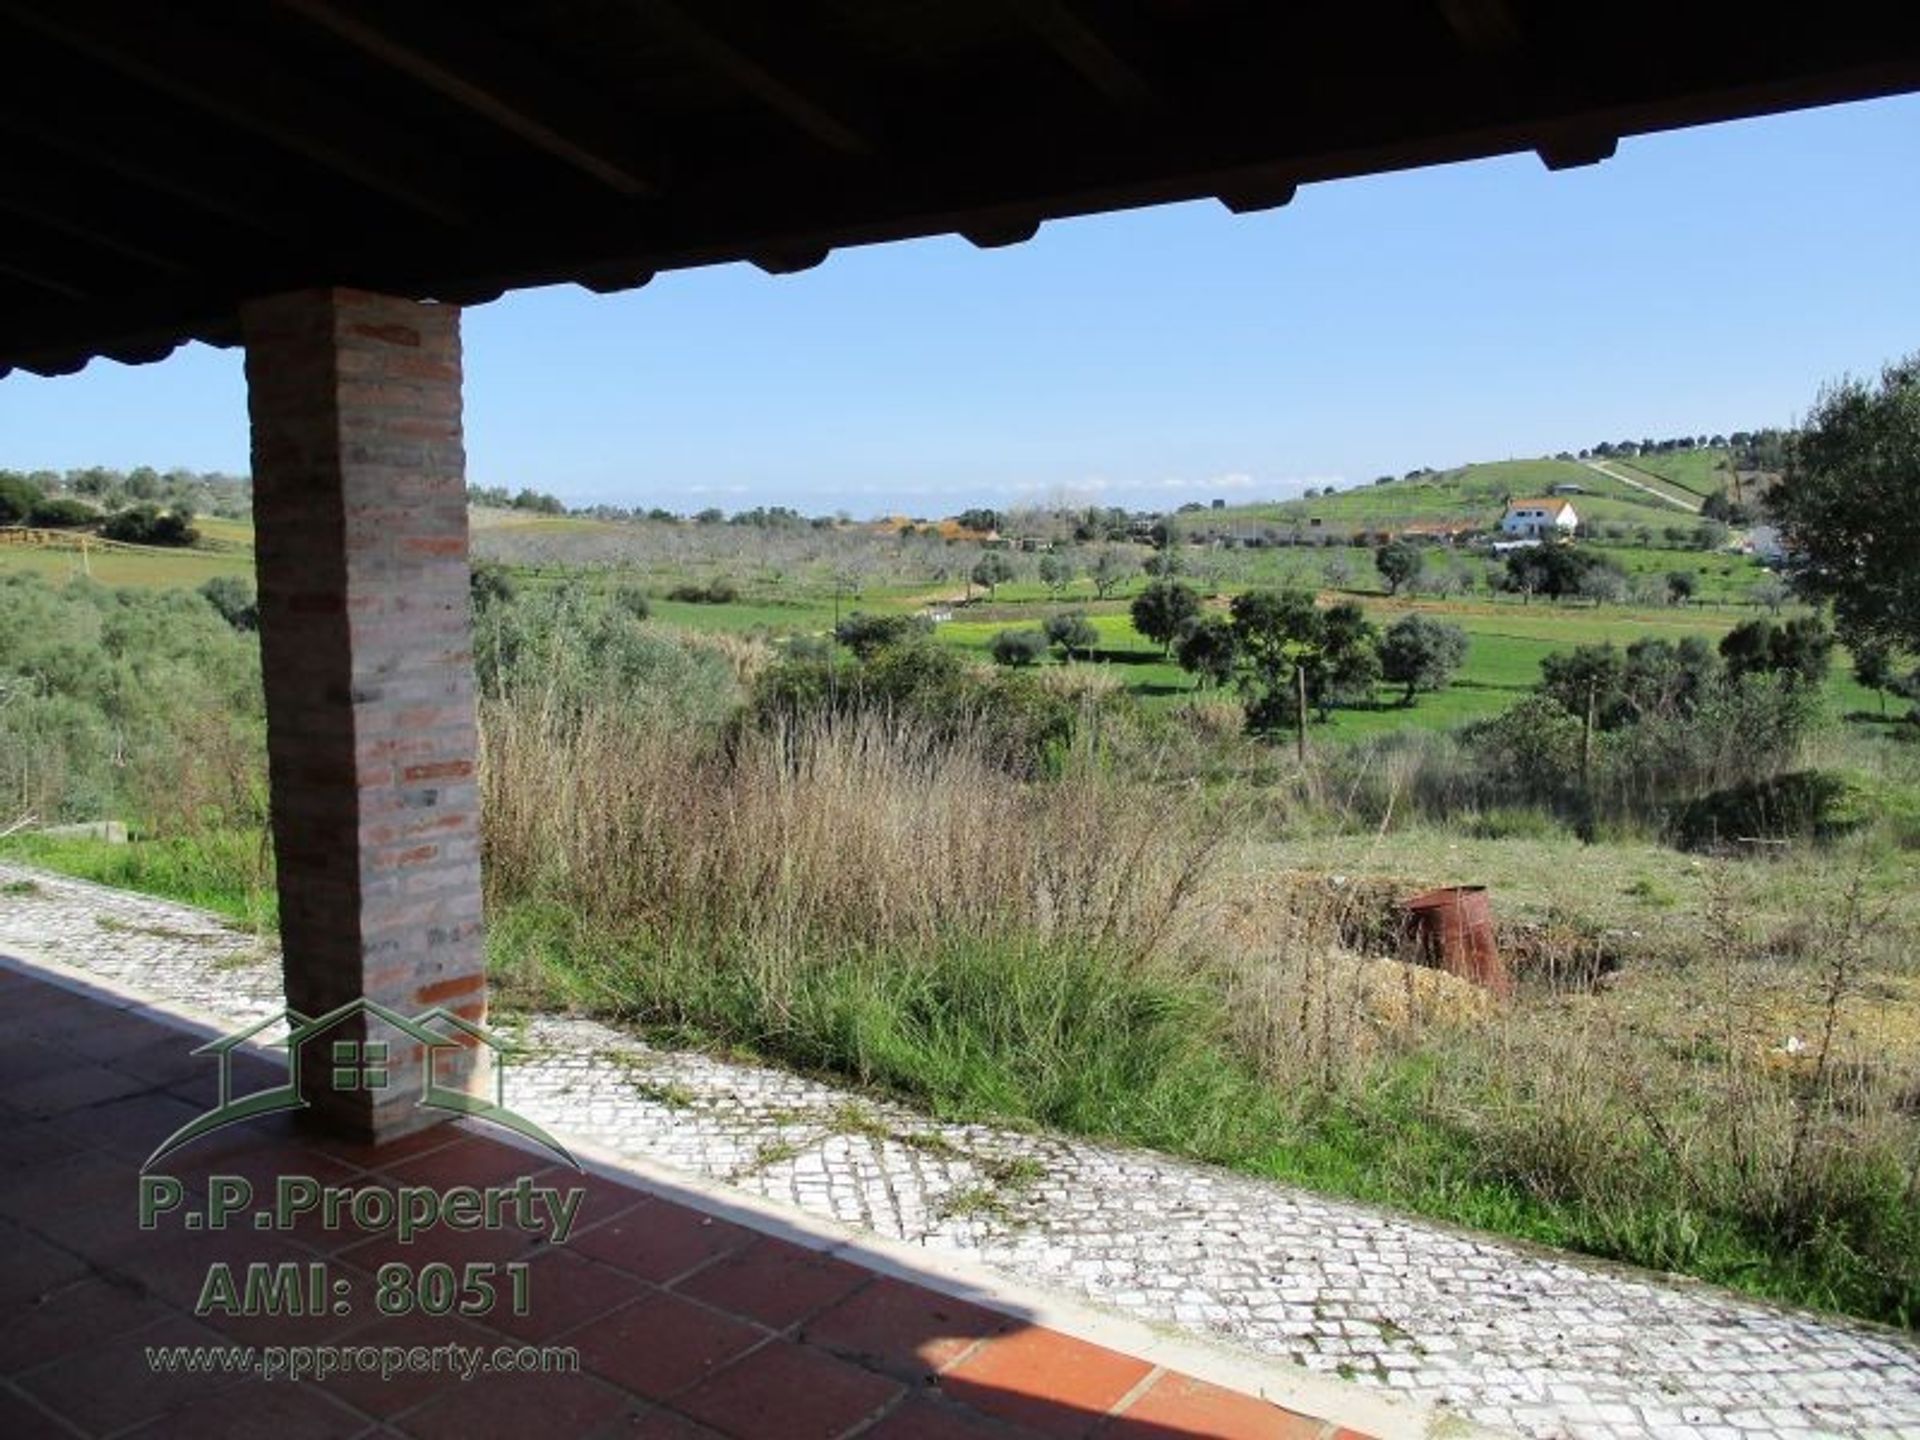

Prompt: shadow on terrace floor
[{"left": 0, "top": 961, "right": 1370, "bottom": 1439}]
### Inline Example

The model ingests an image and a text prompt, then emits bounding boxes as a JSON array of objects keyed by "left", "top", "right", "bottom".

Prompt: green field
[
  {"left": 1615, "top": 449, "right": 1734, "bottom": 497},
  {"left": 1, "top": 482, "right": 1829, "bottom": 742},
  {"left": 0, "top": 541, "right": 251, "bottom": 588}
]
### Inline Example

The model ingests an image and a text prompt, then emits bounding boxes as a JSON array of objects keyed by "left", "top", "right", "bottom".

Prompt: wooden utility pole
[
  {"left": 1581, "top": 678, "right": 1597, "bottom": 794},
  {"left": 1296, "top": 663, "right": 1309, "bottom": 766}
]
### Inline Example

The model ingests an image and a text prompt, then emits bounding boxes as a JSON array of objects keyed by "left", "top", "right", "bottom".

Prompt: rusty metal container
[{"left": 1402, "top": 885, "right": 1510, "bottom": 997}]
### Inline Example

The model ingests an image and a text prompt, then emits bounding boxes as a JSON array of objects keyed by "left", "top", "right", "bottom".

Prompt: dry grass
[
  {"left": 481, "top": 697, "right": 1230, "bottom": 967},
  {"left": 478, "top": 689, "right": 1918, "bottom": 1319}
]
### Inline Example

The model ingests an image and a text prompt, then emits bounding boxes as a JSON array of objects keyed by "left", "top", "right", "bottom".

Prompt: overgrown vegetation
[{"left": 4, "top": 390, "right": 1918, "bottom": 1327}]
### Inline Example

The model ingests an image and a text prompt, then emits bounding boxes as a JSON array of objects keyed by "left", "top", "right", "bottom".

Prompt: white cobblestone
[{"left": 5, "top": 861, "right": 1920, "bottom": 1440}]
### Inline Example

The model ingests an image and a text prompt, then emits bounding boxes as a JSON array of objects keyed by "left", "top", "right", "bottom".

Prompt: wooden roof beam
[
  {"left": 0, "top": 0, "right": 471, "bottom": 227},
  {"left": 1435, "top": 0, "right": 1525, "bottom": 59},
  {"left": 1004, "top": 0, "right": 1163, "bottom": 111},
  {"left": 272, "top": 0, "right": 657, "bottom": 197},
  {"left": 625, "top": 0, "right": 873, "bottom": 156},
  {"left": 0, "top": 108, "right": 306, "bottom": 243},
  {"left": 0, "top": 195, "right": 188, "bottom": 276}
]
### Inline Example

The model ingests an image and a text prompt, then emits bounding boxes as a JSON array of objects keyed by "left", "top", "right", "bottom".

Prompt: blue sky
[{"left": 3, "top": 94, "right": 1915, "bottom": 518}]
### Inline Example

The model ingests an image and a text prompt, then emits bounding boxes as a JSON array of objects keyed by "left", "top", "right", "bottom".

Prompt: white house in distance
[{"left": 1499, "top": 496, "right": 1580, "bottom": 538}]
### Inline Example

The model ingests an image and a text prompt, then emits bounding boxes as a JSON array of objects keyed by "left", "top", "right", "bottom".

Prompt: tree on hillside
[
  {"left": 988, "top": 628, "right": 1048, "bottom": 667},
  {"left": 1304, "top": 601, "right": 1380, "bottom": 720},
  {"left": 1502, "top": 545, "right": 1623, "bottom": 602},
  {"left": 1230, "top": 589, "right": 1320, "bottom": 734},
  {"left": 1090, "top": 548, "right": 1132, "bottom": 600},
  {"left": 1374, "top": 539, "right": 1423, "bottom": 596},
  {"left": 1852, "top": 639, "right": 1896, "bottom": 716},
  {"left": 0, "top": 473, "right": 42, "bottom": 525},
  {"left": 1768, "top": 353, "right": 1920, "bottom": 652},
  {"left": 1750, "top": 575, "right": 1790, "bottom": 614},
  {"left": 1174, "top": 614, "right": 1238, "bottom": 689},
  {"left": 1043, "top": 611, "right": 1099, "bottom": 663},
  {"left": 1378, "top": 614, "right": 1468, "bottom": 706},
  {"left": 1539, "top": 645, "right": 1627, "bottom": 728},
  {"left": 1229, "top": 589, "right": 1378, "bottom": 728},
  {"left": 1719, "top": 616, "right": 1834, "bottom": 688},
  {"left": 970, "top": 551, "right": 1015, "bottom": 600},
  {"left": 835, "top": 612, "right": 929, "bottom": 660},
  {"left": 1130, "top": 580, "right": 1201, "bottom": 654},
  {"left": 1036, "top": 552, "right": 1074, "bottom": 597},
  {"left": 1666, "top": 571, "right": 1696, "bottom": 606}
]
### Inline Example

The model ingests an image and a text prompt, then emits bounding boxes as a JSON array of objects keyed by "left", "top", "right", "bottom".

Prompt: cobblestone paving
[{"left": 6, "top": 862, "right": 1920, "bottom": 1440}]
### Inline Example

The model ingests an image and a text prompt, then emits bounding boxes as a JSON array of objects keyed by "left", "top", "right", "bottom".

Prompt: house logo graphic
[{"left": 142, "top": 996, "right": 579, "bottom": 1172}]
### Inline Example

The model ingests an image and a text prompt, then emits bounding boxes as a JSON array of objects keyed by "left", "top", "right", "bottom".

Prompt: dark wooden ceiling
[{"left": 2, "top": 1, "right": 1917, "bottom": 378}]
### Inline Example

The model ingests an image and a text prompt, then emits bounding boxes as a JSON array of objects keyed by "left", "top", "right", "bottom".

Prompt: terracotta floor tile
[
  {"left": 570, "top": 1203, "right": 753, "bottom": 1285},
  {"left": 160, "top": 1137, "right": 364, "bottom": 1206},
  {"left": 301, "top": 1119, "right": 468, "bottom": 1172},
  {"left": 0, "top": 1038, "right": 78, "bottom": 1089},
  {"left": 673, "top": 1338, "right": 902, "bottom": 1439},
  {"left": 551, "top": 1170, "right": 651, "bottom": 1233},
  {"left": 491, "top": 1249, "right": 649, "bottom": 1342},
  {"left": 1102, "top": 1373, "right": 1328, "bottom": 1439},
  {"left": 336, "top": 1203, "right": 546, "bottom": 1278},
  {"left": 61, "top": 1090, "right": 207, "bottom": 1162},
  {"left": 673, "top": 1237, "right": 868, "bottom": 1330},
  {"left": 862, "top": 1395, "right": 1044, "bottom": 1439},
  {"left": 0, "top": 1384, "right": 77, "bottom": 1440},
  {"left": 0, "top": 1221, "right": 92, "bottom": 1308},
  {"left": 6, "top": 1061, "right": 152, "bottom": 1116},
  {"left": 59, "top": 1009, "right": 179, "bottom": 1062},
  {"left": 574, "top": 1291, "right": 763, "bottom": 1400},
  {"left": 0, "top": 1146, "right": 131, "bottom": 1218},
  {"left": 394, "top": 1366, "right": 635, "bottom": 1439},
  {"left": 578, "top": 1404, "right": 729, "bottom": 1439},
  {"left": 120, "top": 1376, "right": 374, "bottom": 1438},
  {"left": 374, "top": 1134, "right": 556, "bottom": 1190},
  {"left": 0, "top": 1116, "right": 84, "bottom": 1171},
  {"left": 318, "top": 1311, "right": 504, "bottom": 1418},
  {"left": 15, "top": 1312, "right": 242, "bottom": 1436},
  {"left": 0, "top": 1274, "right": 171, "bottom": 1375},
  {"left": 940, "top": 1328, "right": 1154, "bottom": 1439},
  {"left": 801, "top": 1277, "right": 1011, "bottom": 1384}
]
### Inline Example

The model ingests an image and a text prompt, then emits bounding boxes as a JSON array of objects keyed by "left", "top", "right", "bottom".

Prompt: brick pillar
[{"left": 241, "top": 288, "right": 483, "bottom": 1143}]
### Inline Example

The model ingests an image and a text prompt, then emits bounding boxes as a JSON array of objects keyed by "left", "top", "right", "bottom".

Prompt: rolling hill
[{"left": 1210, "top": 452, "right": 1740, "bottom": 532}]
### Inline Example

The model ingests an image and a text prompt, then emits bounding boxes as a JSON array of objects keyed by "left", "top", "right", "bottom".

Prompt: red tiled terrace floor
[{"left": 0, "top": 962, "right": 1373, "bottom": 1439}]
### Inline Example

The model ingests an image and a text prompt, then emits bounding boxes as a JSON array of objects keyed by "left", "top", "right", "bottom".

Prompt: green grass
[
  {"left": 1615, "top": 449, "right": 1735, "bottom": 498},
  {"left": 487, "top": 891, "right": 1917, "bottom": 1325},
  {"left": 0, "top": 831, "right": 276, "bottom": 931},
  {"left": 0, "top": 544, "right": 252, "bottom": 589},
  {"left": 1213, "top": 458, "right": 1680, "bottom": 530}
]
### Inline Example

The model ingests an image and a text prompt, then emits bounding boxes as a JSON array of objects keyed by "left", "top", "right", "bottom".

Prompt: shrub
[
  {"left": 667, "top": 577, "right": 739, "bottom": 604},
  {"left": 1042, "top": 612, "right": 1098, "bottom": 662},
  {"left": 989, "top": 629, "right": 1049, "bottom": 667},
  {"left": 27, "top": 497, "right": 96, "bottom": 529},
  {"left": 197, "top": 575, "right": 259, "bottom": 631},
  {"left": 101, "top": 505, "right": 198, "bottom": 546},
  {"left": 833, "top": 611, "right": 929, "bottom": 659},
  {"left": 0, "top": 473, "right": 42, "bottom": 525},
  {"left": 1669, "top": 770, "right": 1871, "bottom": 851}
]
